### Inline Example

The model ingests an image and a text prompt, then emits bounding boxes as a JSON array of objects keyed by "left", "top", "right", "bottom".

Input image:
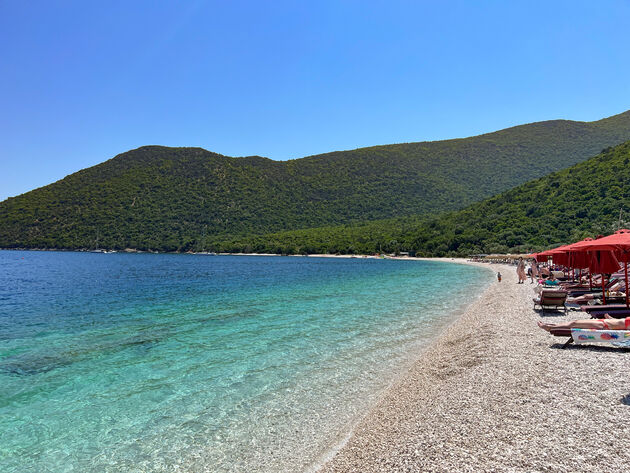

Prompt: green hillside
[
  {"left": 215, "top": 140, "right": 630, "bottom": 256},
  {"left": 2, "top": 110, "right": 630, "bottom": 251}
]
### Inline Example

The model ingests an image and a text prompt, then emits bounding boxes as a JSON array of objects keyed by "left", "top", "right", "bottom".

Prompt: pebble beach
[{"left": 317, "top": 259, "right": 630, "bottom": 473}]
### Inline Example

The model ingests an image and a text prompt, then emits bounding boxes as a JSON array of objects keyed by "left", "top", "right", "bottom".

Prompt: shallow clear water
[{"left": 0, "top": 251, "right": 492, "bottom": 472}]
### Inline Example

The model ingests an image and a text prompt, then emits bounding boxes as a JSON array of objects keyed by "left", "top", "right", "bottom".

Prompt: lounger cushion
[{"left": 571, "top": 328, "right": 630, "bottom": 347}]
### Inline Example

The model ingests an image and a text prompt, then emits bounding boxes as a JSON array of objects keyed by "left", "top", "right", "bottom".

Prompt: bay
[{"left": 0, "top": 251, "right": 493, "bottom": 472}]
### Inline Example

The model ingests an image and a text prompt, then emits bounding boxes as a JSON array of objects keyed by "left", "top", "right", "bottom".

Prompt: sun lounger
[
  {"left": 580, "top": 304, "right": 630, "bottom": 314},
  {"left": 582, "top": 309, "right": 630, "bottom": 319},
  {"left": 569, "top": 296, "right": 627, "bottom": 309},
  {"left": 549, "top": 328, "right": 630, "bottom": 348},
  {"left": 533, "top": 290, "right": 568, "bottom": 314},
  {"left": 551, "top": 270, "right": 567, "bottom": 280},
  {"left": 566, "top": 278, "right": 621, "bottom": 296},
  {"left": 567, "top": 288, "right": 604, "bottom": 297},
  {"left": 563, "top": 285, "right": 593, "bottom": 293}
]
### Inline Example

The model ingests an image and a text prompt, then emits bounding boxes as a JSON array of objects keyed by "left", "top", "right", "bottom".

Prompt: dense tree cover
[
  {"left": 2, "top": 110, "right": 630, "bottom": 251},
  {"left": 209, "top": 141, "right": 630, "bottom": 256}
]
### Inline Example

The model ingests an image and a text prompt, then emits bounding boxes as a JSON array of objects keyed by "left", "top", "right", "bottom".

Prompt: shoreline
[
  {"left": 305, "top": 257, "right": 496, "bottom": 472},
  {"left": 316, "top": 260, "right": 630, "bottom": 473},
  {"left": 0, "top": 247, "right": 471, "bottom": 261}
]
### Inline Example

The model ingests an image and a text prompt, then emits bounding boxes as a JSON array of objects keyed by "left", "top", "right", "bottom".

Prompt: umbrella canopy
[
  {"left": 534, "top": 253, "right": 548, "bottom": 263},
  {"left": 552, "top": 251, "right": 571, "bottom": 266},
  {"left": 537, "top": 234, "right": 626, "bottom": 271},
  {"left": 561, "top": 236, "right": 621, "bottom": 273},
  {"left": 565, "top": 237, "right": 595, "bottom": 269},
  {"left": 589, "top": 250, "right": 621, "bottom": 274},
  {"left": 567, "top": 250, "right": 591, "bottom": 269},
  {"left": 568, "top": 230, "right": 630, "bottom": 307},
  {"left": 572, "top": 229, "right": 630, "bottom": 262},
  {"left": 538, "top": 238, "right": 595, "bottom": 268},
  {"left": 536, "top": 243, "right": 576, "bottom": 263}
]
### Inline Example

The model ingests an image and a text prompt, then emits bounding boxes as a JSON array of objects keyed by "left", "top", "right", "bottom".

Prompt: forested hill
[
  {"left": 2, "top": 110, "right": 630, "bottom": 251},
  {"left": 214, "top": 140, "right": 630, "bottom": 256}
]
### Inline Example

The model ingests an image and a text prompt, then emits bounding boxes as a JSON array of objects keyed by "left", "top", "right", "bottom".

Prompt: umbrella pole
[{"left": 625, "top": 261, "right": 629, "bottom": 308}]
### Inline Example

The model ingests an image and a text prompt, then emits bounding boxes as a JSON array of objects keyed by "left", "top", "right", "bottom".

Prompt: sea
[{"left": 0, "top": 251, "right": 493, "bottom": 473}]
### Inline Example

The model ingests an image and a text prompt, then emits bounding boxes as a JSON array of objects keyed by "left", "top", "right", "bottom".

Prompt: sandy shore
[{"left": 317, "top": 259, "right": 630, "bottom": 473}]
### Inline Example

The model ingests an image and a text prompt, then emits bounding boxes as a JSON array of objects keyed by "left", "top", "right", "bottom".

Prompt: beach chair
[
  {"left": 549, "top": 328, "right": 630, "bottom": 348},
  {"left": 551, "top": 270, "right": 566, "bottom": 281},
  {"left": 580, "top": 304, "right": 630, "bottom": 315},
  {"left": 533, "top": 290, "right": 568, "bottom": 314},
  {"left": 566, "top": 277, "right": 620, "bottom": 296},
  {"left": 582, "top": 309, "right": 630, "bottom": 319}
]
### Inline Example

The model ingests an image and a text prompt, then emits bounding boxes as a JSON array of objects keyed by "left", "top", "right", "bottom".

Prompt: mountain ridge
[
  {"left": 214, "top": 139, "right": 630, "bottom": 256},
  {"left": 2, "top": 109, "right": 630, "bottom": 251}
]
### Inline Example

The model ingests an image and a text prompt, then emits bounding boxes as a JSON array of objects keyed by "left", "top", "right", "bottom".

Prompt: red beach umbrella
[
  {"left": 589, "top": 250, "right": 621, "bottom": 305},
  {"left": 536, "top": 243, "right": 575, "bottom": 263},
  {"left": 575, "top": 229, "right": 630, "bottom": 257},
  {"left": 564, "top": 238, "right": 594, "bottom": 285},
  {"left": 568, "top": 251, "right": 591, "bottom": 270},
  {"left": 552, "top": 252, "right": 569, "bottom": 267},
  {"left": 535, "top": 253, "right": 549, "bottom": 263},
  {"left": 540, "top": 236, "right": 621, "bottom": 303},
  {"left": 540, "top": 239, "right": 594, "bottom": 269},
  {"left": 571, "top": 230, "right": 630, "bottom": 307},
  {"left": 589, "top": 250, "right": 621, "bottom": 274},
  {"left": 566, "top": 238, "right": 594, "bottom": 269},
  {"left": 546, "top": 243, "right": 576, "bottom": 254}
]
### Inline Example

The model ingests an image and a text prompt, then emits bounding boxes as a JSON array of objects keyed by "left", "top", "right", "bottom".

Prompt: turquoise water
[{"left": 0, "top": 251, "right": 492, "bottom": 472}]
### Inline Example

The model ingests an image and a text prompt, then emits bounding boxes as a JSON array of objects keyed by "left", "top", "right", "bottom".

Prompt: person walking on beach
[
  {"left": 516, "top": 257, "right": 526, "bottom": 284},
  {"left": 497, "top": 271, "right": 502, "bottom": 282}
]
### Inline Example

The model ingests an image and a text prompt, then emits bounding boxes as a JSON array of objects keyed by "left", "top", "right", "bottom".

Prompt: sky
[{"left": 1, "top": 0, "right": 629, "bottom": 201}]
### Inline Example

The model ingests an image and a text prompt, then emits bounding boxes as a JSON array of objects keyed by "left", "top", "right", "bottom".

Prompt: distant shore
[
  {"left": 316, "top": 259, "right": 630, "bottom": 473},
  {"left": 0, "top": 248, "right": 440, "bottom": 260}
]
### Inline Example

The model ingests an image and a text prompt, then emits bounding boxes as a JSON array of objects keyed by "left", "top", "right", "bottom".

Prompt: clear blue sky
[{"left": 1, "top": 0, "right": 629, "bottom": 201}]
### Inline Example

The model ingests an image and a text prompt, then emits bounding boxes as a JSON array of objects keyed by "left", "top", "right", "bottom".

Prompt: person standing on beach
[
  {"left": 532, "top": 261, "right": 539, "bottom": 281},
  {"left": 516, "top": 257, "right": 526, "bottom": 284}
]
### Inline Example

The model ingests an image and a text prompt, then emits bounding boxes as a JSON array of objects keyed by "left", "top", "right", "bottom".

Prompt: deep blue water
[{"left": 0, "top": 251, "right": 492, "bottom": 472}]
